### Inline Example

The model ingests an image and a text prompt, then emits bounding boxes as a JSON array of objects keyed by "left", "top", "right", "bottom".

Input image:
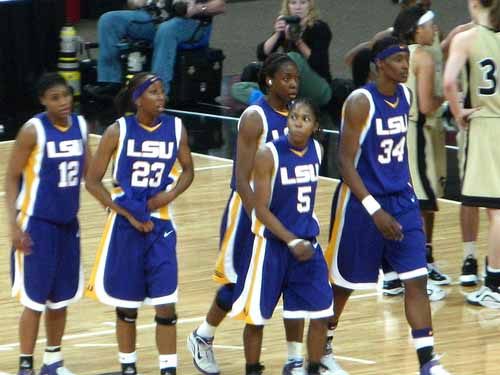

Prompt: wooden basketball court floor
[{"left": 0, "top": 136, "right": 498, "bottom": 374}]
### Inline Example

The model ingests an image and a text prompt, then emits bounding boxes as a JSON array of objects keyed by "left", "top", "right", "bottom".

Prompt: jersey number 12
[{"left": 58, "top": 161, "right": 80, "bottom": 187}]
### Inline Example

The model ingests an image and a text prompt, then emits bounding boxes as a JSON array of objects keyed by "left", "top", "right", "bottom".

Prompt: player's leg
[
  {"left": 116, "top": 307, "right": 139, "bottom": 375},
  {"left": 389, "top": 200, "right": 449, "bottom": 374},
  {"left": 282, "top": 318, "right": 305, "bottom": 374},
  {"left": 155, "top": 303, "right": 178, "bottom": 375},
  {"left": 18, "top": 308, "right": 42, "bottom": 374},
  {"left": 189, "top": 193, "right": 249, "bottom": 374},
  {"left": 466, "top": 208, "right": 500, "bottom": 308},
  {"left": 40, "top": 219, "right": 82, "bottom": 375},
  {"left": 460, "top": 204, "right": 480, "bottom": 286},
  {"left": 188, "top": 287, "right": 229, "bottom": 375},
  {"left": 236, "top": 237, "right": 286, "bottom": 374},
  {"left": 14, "top": 217, "right": 55, "bottom": 374}
]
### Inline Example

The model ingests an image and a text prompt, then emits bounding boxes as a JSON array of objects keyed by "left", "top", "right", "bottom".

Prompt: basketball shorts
[
  {"left": 214, "top": 189, "right": 253, "bottom": 285},
  {"left": 407, "top": 118, "right": 446, "bottom": 211},
  {"left": 11, "top": 216, "right": 82, "bottom": 312},
  {"left": 231, "top": 236, "right": 333, "bottom": 325},
  {"left": 86, "top": 212, "right": 178, "bottom": 308},
  {"left": 325, "top": 183, "right": 427, "bottom": 290},
  {"left": 461, "top": 117, "right": 500, "bottom": 208}
]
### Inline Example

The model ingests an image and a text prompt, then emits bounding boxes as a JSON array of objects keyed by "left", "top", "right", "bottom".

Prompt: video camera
[{"left": 281, "top": 15, "right": 302, "bottom": 42}]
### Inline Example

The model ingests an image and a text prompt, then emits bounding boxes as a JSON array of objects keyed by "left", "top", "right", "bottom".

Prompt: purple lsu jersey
[
  {"left": 253, "top": 136, "right": 322, "bottom": 240},
  {"left": 230, "top": 97, "right": 288, "bottom": 190},
  {"left": 344, "top": 82, "right": 412, "bottom": 195},
  {"left": 112, "top": 114, "right": 182, "bottom": 220},
  {"left": 16, "top": 113, "right": 87, "bottom": 224}
]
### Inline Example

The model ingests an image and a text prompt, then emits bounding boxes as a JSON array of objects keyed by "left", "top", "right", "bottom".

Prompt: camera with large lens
[
  {"left": 171, "top": 0, "right": 188, "bottom": 17},
  {"left": 281, "top": 15, "right": 302, "bottom": 42}
]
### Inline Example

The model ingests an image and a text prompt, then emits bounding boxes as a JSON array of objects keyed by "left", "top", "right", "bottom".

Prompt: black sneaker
[
  {"left": 122, "top": 363, "right": 137, "bottom": 375},
  {"left": 246, "top": 363, "right": 265, "bottom": 375},
  {"left": 427, "top": 263, "right": 451, "bottom": 285},
  {"left": 382, "top": 279, "right": 404, "bottom": 296},
  {"left": 160, "top": 368, "right": 176, "bottom": 375},
  {"left": 460, "top": 255, "right": 478, "bottom": 286}
]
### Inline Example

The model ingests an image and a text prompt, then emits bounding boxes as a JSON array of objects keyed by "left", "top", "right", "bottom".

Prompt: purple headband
[
  {"left": 132, "top": 75, "right": 162, "bottom": 102},
  {"left": 374, "top": 45, "right": 409, "bottom": 62}
]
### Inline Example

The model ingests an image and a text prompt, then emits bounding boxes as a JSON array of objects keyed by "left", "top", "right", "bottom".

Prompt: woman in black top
[
  {"left": 232, "top": 0, "right": 333, "bottom": 108},
  {"left": 258, "top": 0, "right": 332, "bottom": 83}
]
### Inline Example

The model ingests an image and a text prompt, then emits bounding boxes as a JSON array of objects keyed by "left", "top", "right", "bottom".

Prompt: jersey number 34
[{"left": 378, "top": 136, "right": 405, "bottom": 164}]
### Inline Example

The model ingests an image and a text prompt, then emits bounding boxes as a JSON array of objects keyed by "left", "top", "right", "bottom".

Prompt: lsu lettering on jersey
[
  {"left": 252, "top": 136, "right": 321, "bottom": 240},
  {"left": 345, "top": 82, "right": 411, "bottom": 195},
  {"left": 16, "top": 113, "right": 87, "bottom": 224},
  {"left": 112, "top": 114, "right": 182, "bottom": 220},
  {"left": 229, "top": 96, "right": 288, "bottom": 189}
]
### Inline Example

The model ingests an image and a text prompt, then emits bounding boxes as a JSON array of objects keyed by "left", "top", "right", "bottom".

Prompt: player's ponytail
[
  {"left": 481, "top": 0, "right": 500, "bottom": 30},
  {"left": 114, "top": 72, "right": 150, "bottom": 117},
  {"left": 393, "top": 6, "right": 427, "bottom": 44}
]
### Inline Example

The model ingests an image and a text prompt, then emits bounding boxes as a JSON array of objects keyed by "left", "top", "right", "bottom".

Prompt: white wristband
[
  {"left": 287, "top": 239, "right": 303, "bottom": 249},
  {"left": 362, "top": 195, "right": 381, "bottom": 216}
]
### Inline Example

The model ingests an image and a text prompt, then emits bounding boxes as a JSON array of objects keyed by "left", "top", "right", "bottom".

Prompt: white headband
[{"left": 417, "top": 10, "right": 434, "bottom": 26}]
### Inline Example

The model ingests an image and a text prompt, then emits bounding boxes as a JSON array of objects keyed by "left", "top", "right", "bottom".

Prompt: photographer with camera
[
  {"left": 232, "top": 0, "right": 332, "bottom": 108},
  {"left": 86, "top": 0, "right": 225, "bottom": 99}
]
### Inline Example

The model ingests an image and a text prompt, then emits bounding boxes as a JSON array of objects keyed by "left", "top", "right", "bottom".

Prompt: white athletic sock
[
  {"left": 119, "top": 351, "right": 137, "bottom": 364},
  {"left": 287, "top": 341, "right": 303, "bottom": 361},
  {"left": 463, "top": 241, "right": 476, "bottom": 260},
  {"left": 413, "top": 335, "right": 434, "bottom": 350},
  {"left": 196, "top": 320, "right": 216, "bottom": 339},
  {"left": 487, "top": 265, "right": 500, "bottom": 273},
  {"left": 159, "top": 354, "right": 177, "bottom": 369},
  {"left": 384, "top": 271, "right": 399, "bottom": 282},
  {"left": 43, "top": 349, "right": 62, "bottom": 365}
]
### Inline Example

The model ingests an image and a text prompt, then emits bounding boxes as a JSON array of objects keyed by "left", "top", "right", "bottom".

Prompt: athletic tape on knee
[
  {"left": 155, "top": 314, "right": 177, "bottom": 326},
  {"left": 215, "top": 284, "right": 234, "bottom": 312},
  {"left": 116, "top": 308, "right": 138, "bottom": 323}
]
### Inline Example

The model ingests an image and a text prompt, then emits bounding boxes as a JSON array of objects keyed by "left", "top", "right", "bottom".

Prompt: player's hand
[
  {"left": 455, "top": 107, "right": 480, "bottom": 129},
  {"left": 289, "top": 239, "right": 315, "bottom": 262},
  {"left": 126, "top": 215, "right": 154, "bottom": 233},
  {"left": 147, "top": 192, "right": 174, "bottom": 211},
  {"left": 372, "top": 209, "right": 404, "bottom": 241},
  {"left": 10, "top": 225, "right": 33, "bottom": 254},
  {"left": 274, "top": 17, "right": 286, "bottom": 33}
]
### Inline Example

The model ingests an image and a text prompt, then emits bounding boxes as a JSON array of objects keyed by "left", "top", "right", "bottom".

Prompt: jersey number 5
[
  {"left": 131, "top": 161, "right": 165, "bottom": 188},
  {"left": 297, "top": 186, "right": 311, "bottom": 213}
]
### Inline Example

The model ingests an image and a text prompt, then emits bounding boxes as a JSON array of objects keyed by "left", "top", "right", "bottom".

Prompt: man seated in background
[{"left": 86, "top": 0, "right": 225, "bottom": 98}]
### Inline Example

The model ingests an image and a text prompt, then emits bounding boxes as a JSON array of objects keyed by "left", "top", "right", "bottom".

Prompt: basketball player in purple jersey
[
  {"left": 188, "top": 53, "right": 312, "bottom": 375},
  {"left": 85, "top": 72, "right": 194, "bottom": 375},
  {"left": 237, "top": 98, "right": 333, "bottom": 375},
  {"left": 6, "top": 73, "right": 90, "bottom": 375},
  {"left": 325, "top": 37, "right": 450, "bottom": 375}
]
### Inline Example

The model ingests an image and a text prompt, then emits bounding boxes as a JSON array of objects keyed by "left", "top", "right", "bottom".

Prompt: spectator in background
[
  {"left": 231, "top": 0, "right": 333, "bottom": 109},
  {"left": 86, "top": 0, "right": 225, "bottom": 99}
]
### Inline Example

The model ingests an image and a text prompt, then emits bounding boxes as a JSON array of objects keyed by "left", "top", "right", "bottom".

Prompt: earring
[{"left": 268, "top": 80, "right": 272, "bottom": 85}]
